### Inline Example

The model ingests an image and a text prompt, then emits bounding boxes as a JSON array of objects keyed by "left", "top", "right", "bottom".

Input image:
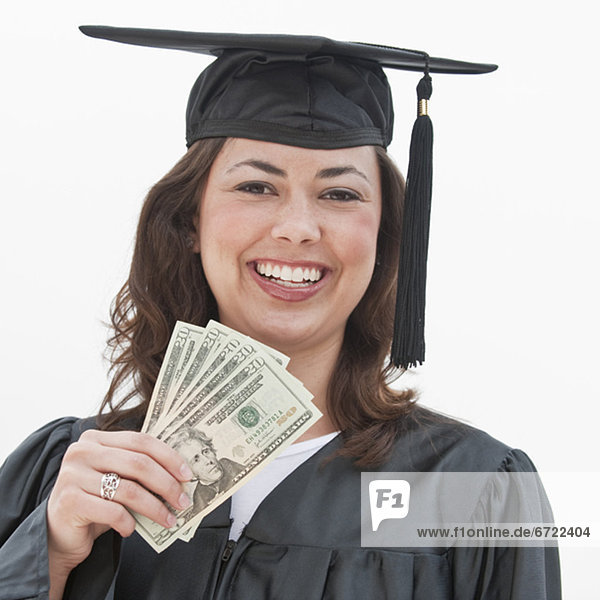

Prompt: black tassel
[{"left": 391, "top": 67, "right": 433, "bottom": 369}]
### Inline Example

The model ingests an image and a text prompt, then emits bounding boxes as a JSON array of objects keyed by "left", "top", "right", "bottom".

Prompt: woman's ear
[
  {"left": 185, "top": 235, "right": 197, "bottom": 251},
  {"left": 189, "top": 216, "right": 201, "bottom": 253},
  {"left": 189, "top": 233, "right": 201, "bottom": 253}
]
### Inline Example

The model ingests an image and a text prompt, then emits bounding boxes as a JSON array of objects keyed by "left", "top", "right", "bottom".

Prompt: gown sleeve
[
  {"left": 450, "top": 449, "right": 562, "bottom": 600},
  {"left": 0, "top": 417, "right": 79, "bottom": 600}
]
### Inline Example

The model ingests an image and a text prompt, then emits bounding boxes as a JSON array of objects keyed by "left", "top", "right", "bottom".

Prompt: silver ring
[{"left": 100, "top": 472, "right": 121, "bottom": 501}]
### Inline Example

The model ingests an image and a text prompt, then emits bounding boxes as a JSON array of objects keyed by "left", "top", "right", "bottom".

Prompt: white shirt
[{"left": 229, "top": 431, "right": 339, "bottom": 540}]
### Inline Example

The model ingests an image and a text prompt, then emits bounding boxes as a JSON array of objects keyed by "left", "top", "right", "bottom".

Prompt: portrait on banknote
[{"left": 170, "top": 428, "right": 244, "bottom": 515}]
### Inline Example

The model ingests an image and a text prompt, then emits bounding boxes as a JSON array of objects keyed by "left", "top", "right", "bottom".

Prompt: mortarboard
[{"left": 80, "top": 26, "right": 497, "bottom": 369}]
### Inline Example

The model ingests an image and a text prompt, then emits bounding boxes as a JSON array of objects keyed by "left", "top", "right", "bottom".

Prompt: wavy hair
[{"left": 98, "top": 138, "right": 416, "bottom": 466}]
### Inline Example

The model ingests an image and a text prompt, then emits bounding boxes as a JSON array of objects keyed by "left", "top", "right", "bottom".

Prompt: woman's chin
[{"left": 224, "top": 314, "right": 342, "bottom": 356}]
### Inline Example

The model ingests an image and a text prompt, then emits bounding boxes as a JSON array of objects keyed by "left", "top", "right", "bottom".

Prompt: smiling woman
[
  {"left": 0, "top": 27, "right": 560, "bottom": 600},
  {"left": 101, "top": 136, "right": 408, "bottom": 458},
  {"left": 200, "top": 140, "right": 384, "bottom": 441},
  {"left": 197, "top": 140, "right": 381, "bottom": 356}
]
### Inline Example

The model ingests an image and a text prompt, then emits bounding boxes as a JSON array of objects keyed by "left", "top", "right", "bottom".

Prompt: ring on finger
[{"left": 100, "top": 472, "right": 121, "bottom": 501}]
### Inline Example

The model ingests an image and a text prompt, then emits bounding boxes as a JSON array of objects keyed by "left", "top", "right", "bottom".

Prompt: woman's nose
[{"left": 270, "top": 196, "right": 321, "bottom": 244}]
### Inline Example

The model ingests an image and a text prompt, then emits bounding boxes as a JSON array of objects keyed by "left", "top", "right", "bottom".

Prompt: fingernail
[
  {"left": 180, "top": 463, "right": 193, "bottom": 480},
  {"left": 179, "top": 493, "right": 192, "bottom": 509},
  {"left": 166, "top": 513, "right": 177, "bottom": 528}
]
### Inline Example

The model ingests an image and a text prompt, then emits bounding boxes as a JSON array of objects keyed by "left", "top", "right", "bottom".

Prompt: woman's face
[{"left": 195, "top": 138, "right": 382, "bottom": 355}]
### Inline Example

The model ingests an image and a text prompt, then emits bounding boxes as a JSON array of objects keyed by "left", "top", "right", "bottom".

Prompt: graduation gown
[{"left": 0, "top": 411, "right": 561, "bottom": 600}]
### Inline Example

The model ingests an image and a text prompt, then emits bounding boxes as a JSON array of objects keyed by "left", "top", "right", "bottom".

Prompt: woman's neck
[{"left": 284, "top": 336, "right": 341, "bottom": 442}]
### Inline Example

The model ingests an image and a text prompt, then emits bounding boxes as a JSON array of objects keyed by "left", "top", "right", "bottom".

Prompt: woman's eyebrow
[
  {"left": 227, "top": 160, "right": 287, "bottom": 177},
  {"left": 316, "top": 166, "right": 369, "bottom": 181}
]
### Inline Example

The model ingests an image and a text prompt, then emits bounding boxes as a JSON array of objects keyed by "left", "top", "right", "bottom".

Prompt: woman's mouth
[{"left": 254, "top": 261, "right": 324, "bottom": 288}]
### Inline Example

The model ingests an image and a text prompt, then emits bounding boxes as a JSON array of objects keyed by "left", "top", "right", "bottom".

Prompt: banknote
[
  {"left": 141, "top": 323, "right": 204, "bottom": 434},
  {"left": 206, "top": 320, "right": 290, "bottom": 368},
  {"left": 152, "top": 324, "right": 230, "bottom": 434},
  {"left": 157, "top": 342, "right": 263, "bottom": 440},
  {"left": 133, "top": 320, "right": 321, "bottom": 552},
  {"left": 162, "top": 328, "right": 248, "bottom": 430},
  {"left": 154, "top": 321, "right": 291, "bottom": 434}
]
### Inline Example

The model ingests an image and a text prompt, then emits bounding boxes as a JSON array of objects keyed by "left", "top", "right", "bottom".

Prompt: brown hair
[{"left": 98, "top": 139, "right": 416, "bottom": 466}]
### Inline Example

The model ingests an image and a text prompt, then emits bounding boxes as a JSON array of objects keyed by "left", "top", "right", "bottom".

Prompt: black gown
[{"left": 0, "top": 410, "right": 561, "bottom": 600}]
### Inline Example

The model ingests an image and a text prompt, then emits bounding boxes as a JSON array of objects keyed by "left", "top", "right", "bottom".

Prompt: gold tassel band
[{"left": 418, "top": 99, "right": 429, "bottom": 117}]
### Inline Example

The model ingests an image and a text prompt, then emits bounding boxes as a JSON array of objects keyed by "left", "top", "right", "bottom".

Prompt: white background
[{"left": 0, "top": 1, "right": 598, "bottom": 597}]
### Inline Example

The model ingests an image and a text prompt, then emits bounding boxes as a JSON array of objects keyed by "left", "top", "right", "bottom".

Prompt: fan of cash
[{"left": 132, "top": 320, "right": 321, "bottom": 552}]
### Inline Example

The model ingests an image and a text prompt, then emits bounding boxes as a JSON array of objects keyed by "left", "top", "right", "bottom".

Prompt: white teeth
[
  {"left": 280, "top": 265, "right": 293, "bottom": 281},
  {"left": 255, "top": 262, "right": 323, "bottom": 284}
]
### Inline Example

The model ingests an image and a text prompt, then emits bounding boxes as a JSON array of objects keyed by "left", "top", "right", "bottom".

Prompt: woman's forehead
[{"left": 213, "top": 138, "right": 380, "bottom": 175}]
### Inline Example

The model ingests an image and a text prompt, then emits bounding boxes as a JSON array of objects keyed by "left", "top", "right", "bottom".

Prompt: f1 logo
[{"left": 368, "top": 480, "right": 410, "bottom": 531}]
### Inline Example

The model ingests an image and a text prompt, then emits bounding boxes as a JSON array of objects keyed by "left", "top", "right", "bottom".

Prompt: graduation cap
[{"left": 80, "top": 25, "right": 497, "bottom": 369}]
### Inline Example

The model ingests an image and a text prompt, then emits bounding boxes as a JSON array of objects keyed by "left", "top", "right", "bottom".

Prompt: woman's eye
[
  {"left": 235, "top": 181, "right": 275, "bottom": 195},
  {"left": 321, "top": 188, "right": 361, "bottom": 202}
]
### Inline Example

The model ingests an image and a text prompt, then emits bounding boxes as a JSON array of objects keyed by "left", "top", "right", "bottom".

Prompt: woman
[{"left": 0, "top": 28, "right": 560, "bottom": 599}]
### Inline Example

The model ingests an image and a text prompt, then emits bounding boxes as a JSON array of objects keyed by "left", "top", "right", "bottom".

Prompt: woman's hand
[{"left": 46, "top": 430, "right": 193, "bottom": 596}]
